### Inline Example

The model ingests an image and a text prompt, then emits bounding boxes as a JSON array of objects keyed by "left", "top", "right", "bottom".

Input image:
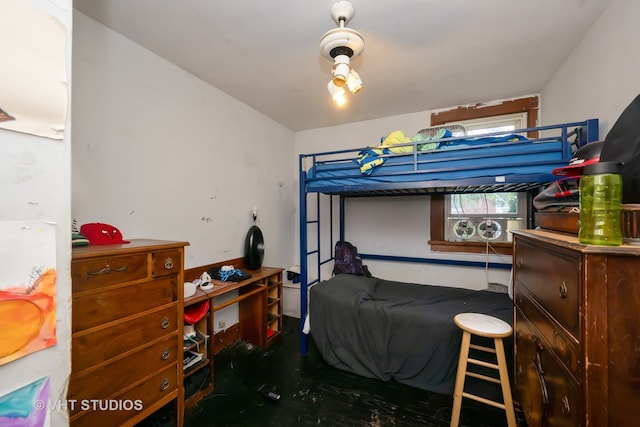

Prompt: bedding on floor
[{"left": 309, "top": 274, "right": 513, "bottom": 395}]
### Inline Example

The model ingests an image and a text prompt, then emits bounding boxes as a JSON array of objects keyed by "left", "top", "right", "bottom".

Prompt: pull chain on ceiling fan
[{"left": 319, "top": 0, "right": 365, "bottom": 106}]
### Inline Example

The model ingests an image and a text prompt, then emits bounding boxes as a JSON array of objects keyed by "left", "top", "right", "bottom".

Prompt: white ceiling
[{"left": 73, "top": 0, "right": 612, "bottom": 132}]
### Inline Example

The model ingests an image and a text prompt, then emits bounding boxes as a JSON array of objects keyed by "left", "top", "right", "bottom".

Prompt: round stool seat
[
  {"left": 454, "top": 313, "right": 512, "bottom": 338},
  {"left": 450, "top": 312, "right": 517, "bottom": 427}
]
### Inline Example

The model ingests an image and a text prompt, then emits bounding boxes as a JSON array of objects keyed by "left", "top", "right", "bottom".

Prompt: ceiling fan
[{"left": 319, "top": 0, "right": 365, "bottom": 105}]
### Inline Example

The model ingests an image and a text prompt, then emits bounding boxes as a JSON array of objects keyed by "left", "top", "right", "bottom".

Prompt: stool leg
[
  {"left": 450, "top": 330, "right": 471, "bottom": 427},
  {"left": 495, "top": 337, "right": 517, "bottom": 427}
]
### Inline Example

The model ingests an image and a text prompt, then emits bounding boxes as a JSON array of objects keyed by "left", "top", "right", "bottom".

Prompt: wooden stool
[{"left": 450, "top": 313, "right": 517, "bottom": 427}]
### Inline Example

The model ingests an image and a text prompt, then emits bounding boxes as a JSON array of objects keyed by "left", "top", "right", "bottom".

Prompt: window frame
[{"left": 428, "top": 95, "right": 539, "bottom": 255}]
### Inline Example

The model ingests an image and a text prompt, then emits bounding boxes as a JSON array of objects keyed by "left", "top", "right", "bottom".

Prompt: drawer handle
[
  {"left": 561, "top": 395, "right": 571, "bottom": 416},
  {"left": 160, "top": 317, "right": 170, "bottom": 329},
  {"left": 533, "top": 346, "right": 549, "bottom": 406},
  {"left": 518, "top": 258, "right": 524, "bottom": 268},
  {"left": 85, "top": 262, "right": 127, "bottom": 279},
  {"left": 160, "top": 378, "right": 170, "bottom": 392},
  {"left": 559, "top": 281, "right": 568, "bottom": 299},
  {"left": 161, "top": 347, "right": 170, "bottom": 360},
  {"left": 164, "top": 257, "right": 174, "bottom": 270}
]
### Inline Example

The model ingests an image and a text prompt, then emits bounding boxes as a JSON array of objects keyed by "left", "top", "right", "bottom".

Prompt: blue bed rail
[{"left": 298, "top": 118, "right": 598, "bottom": 354}]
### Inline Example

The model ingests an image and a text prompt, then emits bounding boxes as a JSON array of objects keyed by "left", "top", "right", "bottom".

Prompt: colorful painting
[
  {"left": 0, "top": 377, "right": 50, "bottom": 427},
  {"left": 0, "top": 221, "right": 57, "bottom": 366}
]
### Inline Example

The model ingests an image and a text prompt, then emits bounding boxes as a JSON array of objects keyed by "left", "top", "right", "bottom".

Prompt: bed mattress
[{"left": 309, "top": 274, "right": 513, "bottom": 395}]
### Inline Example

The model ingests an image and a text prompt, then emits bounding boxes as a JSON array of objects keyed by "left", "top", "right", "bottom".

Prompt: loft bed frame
[{"left": 297, "top": 118, "right": 599, "bottom": 355}]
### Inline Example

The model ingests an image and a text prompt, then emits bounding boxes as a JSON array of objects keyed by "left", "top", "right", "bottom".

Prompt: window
[
  {"left": 444, "top": 192, "right": 527, "bottom": 242},
  {"left": 460, "top": 112, "right": 526, "bottom": 136},
  {"left": 428, "top": 96, "right": 538, "bottom": 255}
]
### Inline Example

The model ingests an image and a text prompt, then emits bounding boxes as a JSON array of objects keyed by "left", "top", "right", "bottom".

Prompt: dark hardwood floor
[{"left": 184, "top": 316, "right": 525, "bottom": 427}]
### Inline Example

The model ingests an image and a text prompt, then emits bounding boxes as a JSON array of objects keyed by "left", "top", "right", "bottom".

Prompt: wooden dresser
[
  {"left": 512, "top": 230, "right": 640, "bottom": 427},
  {"left": 69, "top": 239, "right": 188, "bottom": 426}
]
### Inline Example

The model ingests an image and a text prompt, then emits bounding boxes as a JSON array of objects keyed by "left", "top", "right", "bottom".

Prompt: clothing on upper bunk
[
  {"left": 355, "top": 129, "right": 450, "bottom": 175},
  {"left": 355, "top": 129, "right": 528, "bottom": 175}
]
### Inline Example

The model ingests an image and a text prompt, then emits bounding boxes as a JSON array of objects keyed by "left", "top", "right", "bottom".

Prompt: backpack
[
  {"left": 332, "top": 241, "right": 372, "bottom": 277},
  {"left": 533, "top": 178, "right": 579, "bottom": 210}
]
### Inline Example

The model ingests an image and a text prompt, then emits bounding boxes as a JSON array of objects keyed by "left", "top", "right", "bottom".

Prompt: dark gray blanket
[{"left": 309, "top": 274, "right": 513, "bottom": 395}]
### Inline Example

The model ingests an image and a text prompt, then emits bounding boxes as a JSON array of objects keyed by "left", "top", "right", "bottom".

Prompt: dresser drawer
[
  {"left": 68, "top": 337, "right": 178, "bottom": 412},
  {"left": 514, "top": 239, "right": 580, "bottom": 337},
  {"left": 153, "top": 249, "right": 183, "bottom": 278},
  {"left": 72, "top": 305, "right": 178, "bottom": 372},
  {"left": 72, "top": 254, "right": 148, "bottom": 293},
  {"left": 515, "top": 310, "right": 580, "bottom": 427},
  {"left": 515, "top": 286, "right": 581, "bottom": 381},
  {"left": 70, "top": 365, "right": 177, "bottom": 427},
  {"left": 72, "top": 277, "right": 178, "bottom": 332}
]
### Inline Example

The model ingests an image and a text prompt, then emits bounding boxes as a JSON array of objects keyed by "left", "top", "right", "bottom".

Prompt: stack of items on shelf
[
  {"left": 532, "top": 141, "right": 601, "bottom": 234},
  {"left": 183, "top": 350, "right": 204, "bottom": 371},
  {"left": 182, "top": 300, "right": 210, "bottom": 373},
  {"left": 534, "top": 93, "right": 640, "bottom": 239}
]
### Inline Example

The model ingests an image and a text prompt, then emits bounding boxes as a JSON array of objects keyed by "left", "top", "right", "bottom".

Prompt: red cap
[
  {"left": 80, "top": 223, "right": 130, "bottom": 245},
  {"left": 552, "top": 141, "right": 603, "bottom": 177},
  {"left": 552, "top": 157, "right": 600, "bottom": 177},
  {"left": 183, "top": 300, "right": 210, "bottom": 324}
]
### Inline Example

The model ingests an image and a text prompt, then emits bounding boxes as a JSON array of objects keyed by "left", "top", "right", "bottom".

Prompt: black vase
[{"left": 244, "top": 225, "right": 264, "bottom": 270}]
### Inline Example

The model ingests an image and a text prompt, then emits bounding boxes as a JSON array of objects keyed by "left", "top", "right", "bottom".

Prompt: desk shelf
[
  {"left": 183, "top": 334, "right": 207, "bottom": 352},
  {"left": 266, "top": 275, "right": 283, "bottom": 345},
  {"left": 183, "top": 260, "right": 283, "bottom": 410},
  {"left": 182, "top": 310, "right": 213, "bottom": 409},
  {"left": 184, "top": 357, "right": 209, "bottom": 377}
]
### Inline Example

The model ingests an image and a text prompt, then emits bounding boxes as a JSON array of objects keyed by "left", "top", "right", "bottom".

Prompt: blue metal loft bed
[{"left": 298, "top": 118, "right": 599, "bottom": 354}]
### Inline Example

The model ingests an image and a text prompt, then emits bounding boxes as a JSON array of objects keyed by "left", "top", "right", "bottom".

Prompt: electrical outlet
[{"left": 218, "top": 320, "right": 226, "bottom": 329}]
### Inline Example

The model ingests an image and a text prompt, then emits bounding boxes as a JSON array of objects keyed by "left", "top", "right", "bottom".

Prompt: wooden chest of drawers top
[{"left": 511, "top": 229, "right": 640, "bottom": 256}]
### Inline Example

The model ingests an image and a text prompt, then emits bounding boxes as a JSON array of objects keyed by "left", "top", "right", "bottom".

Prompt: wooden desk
[{"left": 182, "top": 258, "right": 283, "bottom": 408}]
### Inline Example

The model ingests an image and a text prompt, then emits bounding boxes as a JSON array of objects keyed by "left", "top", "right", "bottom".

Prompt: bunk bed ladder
[
  {"left": 299, "top": 159, "right": 340, "bottom": 355},
  {"left": 298, "top": 166, "right": 312, "bottom": 355}
]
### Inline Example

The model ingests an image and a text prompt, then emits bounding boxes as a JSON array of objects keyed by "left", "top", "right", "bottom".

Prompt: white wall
[
  {"left": 542, "top": 0, "right": 640, "bottom": 134},
  {"left": 71, "top": 13, "right": 296, "bottom": 273},
  {"left": 0, "top": 1, "right": 72, "bottom": 426}
]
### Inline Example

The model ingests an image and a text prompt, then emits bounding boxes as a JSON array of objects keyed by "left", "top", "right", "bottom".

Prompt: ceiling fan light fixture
[
  {"left": 346, "top": 69, "right": 363, "bottom": 94},
  {"left": 332, "top": 54, "right": 351, "bottom": 87},
  {"left": 320, "top": 0, "right": 364, "bottom": 105},
  {"left": 319, "top": 28, "right": 364, "bottom": 61}
]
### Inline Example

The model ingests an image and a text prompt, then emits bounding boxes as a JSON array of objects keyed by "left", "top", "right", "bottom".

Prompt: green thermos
[{"left": 579, "top": 162, "right": 623, "bottom": 246}]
